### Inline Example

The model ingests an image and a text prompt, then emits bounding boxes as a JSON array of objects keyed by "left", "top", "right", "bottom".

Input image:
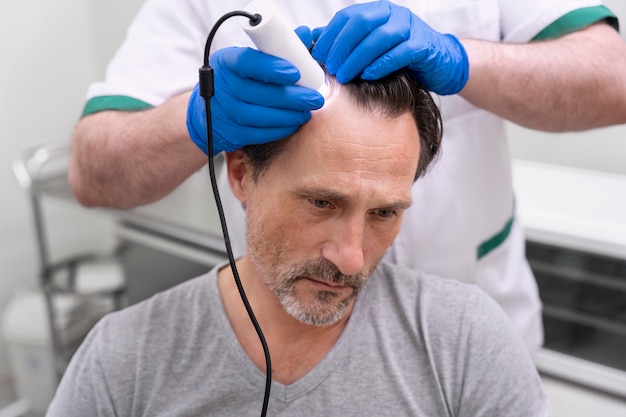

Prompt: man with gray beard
[{"left": 47, "top": 69, "right": 550, "bottom": 416}]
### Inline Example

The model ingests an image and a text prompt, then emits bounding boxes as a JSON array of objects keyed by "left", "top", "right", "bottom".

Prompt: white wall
[
  {"left": 508, "top": 0, "right": 626, "bottom": 175},
  {"left": 89, "top": 0, "right": 147, "bottom": 78},
  {"left": 0, "top": 0, "right": 95, "bottom": 379},
  {"left": 0, "top": 0, "right": 142, "bottom": 381}
]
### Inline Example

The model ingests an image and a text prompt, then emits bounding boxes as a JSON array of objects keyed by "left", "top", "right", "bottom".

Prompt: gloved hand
[
  {"left": 311, "top": 0, "right": 469, "bottom": 95},
  {"left": 187, "top": 27, "right": 324, "bottom": 155}
]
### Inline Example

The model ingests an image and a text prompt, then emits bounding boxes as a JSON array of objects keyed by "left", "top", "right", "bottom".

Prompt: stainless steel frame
[{"left": 12, "top": 141, "right": 127, "bottom": 381}]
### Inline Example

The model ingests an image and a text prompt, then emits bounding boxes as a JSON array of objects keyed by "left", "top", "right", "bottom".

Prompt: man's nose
[{"left": 321, "top": 218, "right": 366, "bottom": 276}]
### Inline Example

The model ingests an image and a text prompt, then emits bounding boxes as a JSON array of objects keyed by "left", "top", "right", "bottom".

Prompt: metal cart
[{"left": 12, "top": 140, "right": 127, "bottom": 381}]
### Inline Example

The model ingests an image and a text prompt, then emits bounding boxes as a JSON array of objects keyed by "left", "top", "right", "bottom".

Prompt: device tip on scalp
[{"left": 242, "top": 0, "right": 327, "bottom": 97}]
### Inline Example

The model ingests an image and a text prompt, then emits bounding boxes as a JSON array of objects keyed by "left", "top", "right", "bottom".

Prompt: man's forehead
[
  {"left": 262, "top": 84, "right": 420, "bottom": 198},
  {"left": 285, "top": 86, "right": 418, "bottom": 166}
]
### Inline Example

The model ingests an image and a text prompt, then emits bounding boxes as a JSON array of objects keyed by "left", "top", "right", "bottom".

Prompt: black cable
[{"left": 199, "top": 11, "right": 271, "bottom": 417}]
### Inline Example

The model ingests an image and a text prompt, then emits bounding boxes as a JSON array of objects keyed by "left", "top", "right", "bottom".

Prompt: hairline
[{"left": 242, "top": 70, "right": 442, "bottom": 182}]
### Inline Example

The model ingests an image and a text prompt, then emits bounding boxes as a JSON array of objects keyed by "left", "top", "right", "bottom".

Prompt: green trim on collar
[
  {"left": 477, "top": 210, "right": 514, "bottom": 260},
  {"left": 532, "top": 6, "right": 618, "bottom": 41},
  {"left": 81, "top": 96, "right": 154, "bottom": 117}
]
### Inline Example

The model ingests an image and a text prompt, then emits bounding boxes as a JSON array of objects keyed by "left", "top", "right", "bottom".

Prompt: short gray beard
[
  {"left": 270, "top": 259, "right": 368, "bottom": 327},
  {"left": 279, "top": 290, "right": 356, "bottom": 326}
]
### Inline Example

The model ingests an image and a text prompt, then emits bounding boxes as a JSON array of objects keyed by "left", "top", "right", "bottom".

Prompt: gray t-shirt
[{"left": 46, "top": 261, "right": 550, "bottom": 416}]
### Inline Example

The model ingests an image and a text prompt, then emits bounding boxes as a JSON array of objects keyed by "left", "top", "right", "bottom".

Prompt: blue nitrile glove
[
  {"left": 311, "top": 0, "right": 469, "bottom": 95},
  {"left": 187, "top": 27, "right": 324, "bottom": 155}
]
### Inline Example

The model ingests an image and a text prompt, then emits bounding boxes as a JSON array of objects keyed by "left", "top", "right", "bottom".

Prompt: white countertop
[{"left": 513, "top": 159, "right": 626, "bottom": 259}]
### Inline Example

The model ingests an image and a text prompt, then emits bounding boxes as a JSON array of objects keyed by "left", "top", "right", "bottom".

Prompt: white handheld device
[{"left": 242, "top": 0, "right": 327, "bottom": 93}]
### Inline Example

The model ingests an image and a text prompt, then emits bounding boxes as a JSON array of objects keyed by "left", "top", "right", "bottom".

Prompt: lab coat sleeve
[
  {"left": 499, "top": 0, "right": 612, "bottom": 42},
  {"left": 45, "top": 319, "right": 119, "bottom": 417}
]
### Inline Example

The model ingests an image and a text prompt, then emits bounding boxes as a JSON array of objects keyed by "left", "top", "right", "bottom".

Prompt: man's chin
[{"left": 279, "top": 289, "right": 357, "bottom": 327}]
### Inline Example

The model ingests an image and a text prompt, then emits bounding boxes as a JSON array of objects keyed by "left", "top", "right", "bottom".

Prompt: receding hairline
[
  {"left": 241, "top": 70, "right": 443, "bottom": 182},
  {"left": 329, "top": 72, "right": 420, "bottom": 119}
]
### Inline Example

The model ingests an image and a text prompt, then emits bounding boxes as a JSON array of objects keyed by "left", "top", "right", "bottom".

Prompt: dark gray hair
[{"left": 242, "top": 70, "right": 442, "bottom": 182}]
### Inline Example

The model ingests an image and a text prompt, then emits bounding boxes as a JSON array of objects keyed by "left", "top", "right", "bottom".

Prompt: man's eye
[
  {"left": 310, "top": 199, "right": 331, "bottom": 209},
  {"left": 376, "top": 209, "right": 395, "bottom": 218}
]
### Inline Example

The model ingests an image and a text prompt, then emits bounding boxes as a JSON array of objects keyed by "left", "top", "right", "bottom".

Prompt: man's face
[{"left": 232, "top": 85, "right": 420, "bottom": 326}]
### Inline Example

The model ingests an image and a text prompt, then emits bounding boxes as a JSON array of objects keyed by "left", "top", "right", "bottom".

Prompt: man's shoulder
[
  {"left": 367, "top": 261, "right": 505, "bottom": 337},
  {"left": 97, "top": 268, "right": 217, "bottom": 344},
  {"left": 372, "top": 260, "right": 486, "bottom": 302}
]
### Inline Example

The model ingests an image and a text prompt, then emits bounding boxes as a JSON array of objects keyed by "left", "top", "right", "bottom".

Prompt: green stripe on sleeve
[
  {"left": 81, "top": 96, "right": 154, "bottom": 117},
  {"left": 477, "top": 214, "right": 514, "bottom": 260},
  {"left": 477, "top": 198, "right": 516, "bottom": 260},
  {"left": 532, "top": 6, "right": 618, "bottom": 41}
]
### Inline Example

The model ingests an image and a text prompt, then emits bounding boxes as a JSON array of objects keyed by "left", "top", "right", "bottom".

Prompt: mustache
[{"left": 288, "top": 258, "right": 367, "bottom": 289}]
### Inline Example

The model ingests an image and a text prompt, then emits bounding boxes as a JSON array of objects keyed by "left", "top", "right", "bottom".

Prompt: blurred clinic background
[{"left": 0, "top": 1, "right": 625, "bottom": 416}]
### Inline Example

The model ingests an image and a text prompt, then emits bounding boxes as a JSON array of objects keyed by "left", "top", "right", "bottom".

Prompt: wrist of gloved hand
[
  {"left": 402, "top": 32, "right": 469, "bottom": 96},
  {"left": 187, "top": 42, "right": 324, "bottom": 156}
]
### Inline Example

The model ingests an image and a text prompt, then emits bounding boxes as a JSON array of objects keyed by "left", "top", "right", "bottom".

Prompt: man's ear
[{"left": 225, "top": 150, "right": 249, "bottom": 204}]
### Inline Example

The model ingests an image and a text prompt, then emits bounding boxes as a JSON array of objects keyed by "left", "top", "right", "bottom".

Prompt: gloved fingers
[
  {"left": 212, "top": 94, "right": 313, "bottom": 128},
  {"left": 212, "top": 47, "right": 301, "bottom": 86},
  {"left": 334, "top": 12, "right": 411, "bottom": 82},
  {"left": 361, "top": 40, "right": 428, "bottom": 80},
  {"left": 311, "top": 26, "right": 324, "bottom": 43},
  {"left": 188, "top": 93, "right": 311, "bottom": 155},
  {"left": 215, "top": 123, "right": 301, "bottom": 152},
  {"left": 191, "top": 43, "right": 328, "bottom": 156},
  {"left": 216, "top": 71, "right": 323, "bottom": 111},
  {"left": 312, "top": 2, "right": 391, "bottom": 75},
  {"left": 294, "top": 25, "right": 314, "bottom": 50}
]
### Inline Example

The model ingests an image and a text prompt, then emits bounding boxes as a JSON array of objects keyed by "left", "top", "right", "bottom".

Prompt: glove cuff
[
  {"left": 439, "top": 33, "right": 470, "bottom": 96},
  {"left": 187, "top": 84, "right": 212, "bottom": 155}
]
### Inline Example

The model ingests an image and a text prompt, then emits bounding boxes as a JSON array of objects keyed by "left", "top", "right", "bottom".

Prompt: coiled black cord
[{"left": 199, "top": 11, "right": 272, "bottom": 417}]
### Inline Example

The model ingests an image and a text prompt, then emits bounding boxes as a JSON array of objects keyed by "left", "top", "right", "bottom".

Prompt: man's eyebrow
[
  {"left": 378, "top": 199, "right": 413, "bottom": 211},
  {"left": 293, "top": 186, "right": 413, "bottom": 210},
  {"left": 294, "top": 187, "right": 347, "bottom": 202}
]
